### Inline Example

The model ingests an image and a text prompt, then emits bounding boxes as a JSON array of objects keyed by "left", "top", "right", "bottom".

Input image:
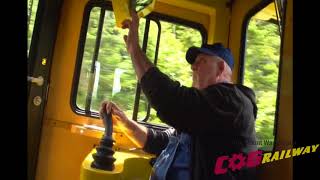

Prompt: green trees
[
  {"left": 244, "top": 18, "right": 281, "bottom": 150},
  {"left": 27, "top": 0, "right": 39, "bottom": 56}
]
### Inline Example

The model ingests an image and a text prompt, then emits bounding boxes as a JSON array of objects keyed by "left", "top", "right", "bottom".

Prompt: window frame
[
  {"left": 71, "top": 0, "right": 207, "bottom": 128},
  {"left": 71, "top": 0, "right": 108, "bottom": 118},
  {"left": 239, "top": 0, "right": 287, "bottom": 152}
]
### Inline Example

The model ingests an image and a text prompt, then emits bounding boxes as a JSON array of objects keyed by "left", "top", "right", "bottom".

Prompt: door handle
[{"left": 28, "top": 76, "right": 44, "bottom": 86}]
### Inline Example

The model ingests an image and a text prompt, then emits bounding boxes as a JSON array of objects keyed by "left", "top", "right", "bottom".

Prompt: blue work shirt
[{"left": 150, "top": 133, "right": 191, "bottom": 180}]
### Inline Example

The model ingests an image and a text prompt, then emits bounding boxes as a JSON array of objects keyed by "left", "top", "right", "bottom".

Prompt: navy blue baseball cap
[{"left": 186, "top": 43, "right": 234, "bottom": 70}]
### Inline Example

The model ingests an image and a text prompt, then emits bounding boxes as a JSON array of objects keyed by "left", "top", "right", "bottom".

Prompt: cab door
[{"left": 27, "top": 0, "right": 63, "bottom": 180}]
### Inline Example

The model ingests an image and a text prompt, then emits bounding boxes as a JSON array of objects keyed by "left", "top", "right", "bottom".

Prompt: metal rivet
[{"left": 33, "top": 96, "right": 42, "bottom": 106}]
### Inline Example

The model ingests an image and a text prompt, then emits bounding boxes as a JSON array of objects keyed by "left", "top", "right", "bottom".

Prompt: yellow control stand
[{"left": 80, "top": 149, "right": 155, "bottom": 180}]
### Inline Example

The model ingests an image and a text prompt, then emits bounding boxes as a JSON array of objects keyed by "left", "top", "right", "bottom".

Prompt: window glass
[
  {"left": 243, "top": 2, "right": 281, "bottom": 151},
  {"left": 27, "top": 0, "right": 39, "bottom": 57},
  {"left": 76, "top": 8, "right": 147, "bottom": 119}
]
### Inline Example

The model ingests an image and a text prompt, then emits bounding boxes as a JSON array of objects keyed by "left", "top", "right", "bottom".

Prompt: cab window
[
  {"left": 242, "top": 2, "right": 282, "bottom": 151},
  {"left": 73, "top": 2, "right": 205, "bottom": 126}
]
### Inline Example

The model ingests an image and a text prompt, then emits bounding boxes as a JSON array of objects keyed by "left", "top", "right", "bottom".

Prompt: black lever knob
[{"left": 91, "top": 112, "right": 116, "bottom": 171}]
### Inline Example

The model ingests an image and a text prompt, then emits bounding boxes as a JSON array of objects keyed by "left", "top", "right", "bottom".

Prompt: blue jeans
[{"left": 150, "top": 133, "right": 191, "bottom": 180}]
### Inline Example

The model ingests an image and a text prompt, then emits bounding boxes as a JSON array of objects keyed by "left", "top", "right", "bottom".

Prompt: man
[{"left": 100, "top": 11, "right": 258, "bottom": 180}]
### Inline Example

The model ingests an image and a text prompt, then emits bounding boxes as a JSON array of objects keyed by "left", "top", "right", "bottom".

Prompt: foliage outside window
[
  {"left": 27, "top": 0, "right": 39, "bottom": 57},
  {"left": 243, "top": 2, "right": 281, "bottom": 151},
  {"left": 76, "top": 8, "right": 148, "bottom": 119}
]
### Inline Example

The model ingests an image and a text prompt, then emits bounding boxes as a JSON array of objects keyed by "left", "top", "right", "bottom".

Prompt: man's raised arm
[{"left": 122, "top": 11, "right": 153, "bottom": 81}]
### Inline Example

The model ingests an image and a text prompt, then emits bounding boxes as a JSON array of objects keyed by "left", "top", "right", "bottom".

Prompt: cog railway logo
[{"left": 213, "top": 144, "right": 319, "bottom": 175}]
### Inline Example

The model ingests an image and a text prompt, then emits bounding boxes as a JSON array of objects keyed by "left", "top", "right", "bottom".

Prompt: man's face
[{"left": 191, "top": 53, "right": 220, "bottom": 89}]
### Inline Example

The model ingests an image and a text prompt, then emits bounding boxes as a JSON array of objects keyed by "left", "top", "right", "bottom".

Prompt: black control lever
[{"left": 91, "top": 112, "right": 116, "bottom": 171}]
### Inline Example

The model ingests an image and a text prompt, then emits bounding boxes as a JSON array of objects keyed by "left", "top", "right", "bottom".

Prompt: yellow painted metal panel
[
  {"left": 253, "top": 3, "right": 277, "bottom": 21},
  {"left": 155, "top": 0, "right": 230, "bottom": 45},
  {"left": 45, "top": 0, "right": 93, "bottom": 125},
  {"left": 35, "top": 120, "right": 100, "bottom": 180}
]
